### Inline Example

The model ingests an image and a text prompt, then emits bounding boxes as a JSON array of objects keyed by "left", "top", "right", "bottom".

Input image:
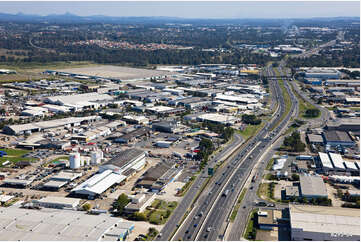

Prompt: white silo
[
  {"left": 69, "top": 153, "right": 80, "bottom": 169},
  {"left": 91, "top": 151, "right": 100, "bottom": 165}
]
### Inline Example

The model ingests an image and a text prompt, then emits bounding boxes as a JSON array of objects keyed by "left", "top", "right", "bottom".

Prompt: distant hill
[{"left": 0, "top": 12, "right": 358, "bottom": 25}]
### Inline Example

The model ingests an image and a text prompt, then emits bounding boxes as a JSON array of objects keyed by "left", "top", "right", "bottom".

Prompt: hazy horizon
[{"left": 0, "top": 1, "right": 359, "bottom": 19}]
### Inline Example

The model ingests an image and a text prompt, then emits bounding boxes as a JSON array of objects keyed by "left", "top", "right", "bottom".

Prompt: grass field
[
  {"left": 0, "top": 148, "right": 37, "bottom": 167},
  {"left": 239, "top": 122, "right": 264, "bottom": 140},
  {"left": 230, "top": 188, "right": 248, "bottom": 222},
  {"left": 291, "top": 84, "right": 320, "bottom": 119},
  {"left": 0, "top": 61, "right": 97, "bottom": 83},
  {"left": 146, "top": 199, "right": 178, "bottom": 225}
]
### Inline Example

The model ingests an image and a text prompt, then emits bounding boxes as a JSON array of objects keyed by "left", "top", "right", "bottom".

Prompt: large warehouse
[
  {"left": 299, "top": 175, "right": 328, "bottom": 199},
  {"left": 290, "top": 204, "right": 360, "bottom": 241},
  {"left": 0, "top": 206, "right": 134, "bottom": 241},
  {"left": 3, "top": 116, "right": 99, "bottom": 135},
  {"left": 44, "top": 93, "right": 114, "bottom": 111},
  {"left": 72, "top": 149, "right": 146, "bottom": 198}
]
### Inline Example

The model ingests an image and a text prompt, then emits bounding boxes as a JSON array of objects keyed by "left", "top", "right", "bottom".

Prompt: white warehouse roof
[
  {"left": 44, "top": 93, "right": 113, "bottom": 106},
  {"left": 328, "top": 152, "right": 345, "bottom": 170},
  {"left": 318, "top": 152, "right": 333, "bottom": 169},
  {"left": 72, "top": 169, "right": 126, "bottom": 196},
  {"left": 290, "top": 204, "right": 360, "bottom": 241}
]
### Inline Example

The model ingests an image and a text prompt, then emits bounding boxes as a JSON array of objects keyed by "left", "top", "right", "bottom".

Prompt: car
[
  {"left": 206, "top": 227, "right": 212, "bottom": 232},
  {"left": 204, "top": 234, "right": 208, "bottom": 239},
  {"left": 194, "top": 224, "right": 198, "bottom": 227},
  {"left": 185, "top": 230, "right": 189, "bottom": 234},
  {"left": 243, "top": 206, "right": 246, "bottom": 209},
  {"left": 267, "top": 203, "right": 275, "bottom": 207},
  {"left": 250, "top": 186, "right": 253, "bottom": 190}
]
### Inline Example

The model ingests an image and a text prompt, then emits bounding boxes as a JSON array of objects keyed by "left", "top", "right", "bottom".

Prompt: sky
[{"left": 0, "top": 1, "right": 359, "bottom": 19}]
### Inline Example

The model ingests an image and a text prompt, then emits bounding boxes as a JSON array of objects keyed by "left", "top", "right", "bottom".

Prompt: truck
[{"left": 222, "top": 189, "right": 230, "bottom": 197}]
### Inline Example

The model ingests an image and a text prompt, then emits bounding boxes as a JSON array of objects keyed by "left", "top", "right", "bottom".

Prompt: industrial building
[
  {"left": 123, "top": 193, "right": 156, "bottom": 214},
  {"left": 304, "top": 68, "right": 341, "bottom": 80},
  {"left": 326, "top": 118, "right": 360, "bottom": 133},
  {"left": 72, "top": 149, "right": 146, "bottom": 198},
  {"left": 114, "top": 127, "right": 150, "bottom": 144},
  {"left": 323, "top": 130, "right": 355, "bottom": 147},
  {"left": 0, "top": 206, "right": 134, "bottom": 241},
  {"left": 306, "top": 134, "right": 324, "bottom": 145},
  {"left": 3, "top": 116, "right": 99, "bottom": 135},
  {"left": 152, "top": 121, "right": 179, "bottom": 133},
  {"left": 299, "top": 175, "right": 328, "bottom": 199},
  {"left": 32, "top": 196, "right": 81, "bottom": 209},
  {"left": 71, "top": 169, "right": 127, "bottom": 199},
  {"left": 196, "top": 113, "right": 239, "bottom": 125},
  {"left": 44, "top": 93, "right": 114, "bottom": 111},
  {"left": 100, "top": 149, "right": 146, "bottom": 174},
  {"left": 290, "top": 204, "right": 360, "bottom": 241}
]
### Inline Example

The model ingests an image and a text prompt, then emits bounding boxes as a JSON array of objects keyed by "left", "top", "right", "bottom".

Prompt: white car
[{"left": 206, "top": 227, "right": 212, "bottom": 232}]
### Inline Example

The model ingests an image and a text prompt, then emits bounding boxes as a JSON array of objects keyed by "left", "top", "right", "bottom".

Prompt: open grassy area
[
  {"left": 238, "top": 122, "right": 264, "bottom": 140},
  {"left": 0, "top": 61, "right": 97, "bottom": 83},
  {"left": 243, "top": 209, "right": 258, "bottom": 240},
  {"left": 146, "top": 199, "right": 178, "bottom": 225},
  {"left": 230, "top": 188, "right": 248, "bottom": 222},
  {"left": 291, "top": 85, "right": 320, "bottom": 119},
  {"left": 42, "top": 156, "right": 69, "bottom": 167},
  {"left": 256, "top": 182, "right": 276, "bottom": 202},
  {"left": 0, "top": 61, "right": 97, "bottom": 72},
  {"left": 0, "top": 148, "right": 37, "bottom": 167}
]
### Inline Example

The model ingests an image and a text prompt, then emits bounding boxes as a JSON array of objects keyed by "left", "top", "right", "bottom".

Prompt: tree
[
  {"left": 304, "top": 108, "right": 320, "bottom": 118},
  {"left": 113, "top": 193, "right": 131, "bottom": 216},
  {"left": 132, "top": 212, "right": 147, "bottom": 221},
  {"left": 242, "top": 114, "right": 261, "bottom": 125},
  {"left": 82, "top": 203, "right": 92, "bottom": 211},
  {"left": 283, "top": 131, "right": 306, "bottom": 152}
]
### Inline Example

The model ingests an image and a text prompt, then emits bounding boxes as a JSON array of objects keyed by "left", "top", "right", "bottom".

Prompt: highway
[
  {"left": 170, "top": 62, "right": 298, "bottom": 241},
  {"left": 156, "top": 133, "right": 244, "bottom": 241},
  {"left": 195, "top": 68, "right": 298, "bottom": 241},
  {"left": 227, "top": 68, "right": 299, "bottom": 240}
]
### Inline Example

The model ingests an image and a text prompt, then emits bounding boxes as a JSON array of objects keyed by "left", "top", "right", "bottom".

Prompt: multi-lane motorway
[
  {"left": 157, "top": 61, "right": 300, "bottom": 241},
  {"left": 167, "top": 64, "right": 299, "bottom": 241}
]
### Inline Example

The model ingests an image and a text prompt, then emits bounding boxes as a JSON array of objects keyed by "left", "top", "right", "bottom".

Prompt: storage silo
[
  {"left": 91, "top": 151, "right": 100, "bottom": 165},
  {"left": 69, "top": 153, "right": 80, "bottom": 169}
]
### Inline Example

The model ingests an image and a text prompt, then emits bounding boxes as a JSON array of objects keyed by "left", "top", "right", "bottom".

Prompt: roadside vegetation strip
[
  {"left": 230, "top": 188, "right": 248, "bottom": 222},
  {"left": 290, "top": 82, "right": 320, "bottom": 119},
  {"left": 243, "top": 209, "right": 258, "bottom": 240},
  {"left": 265, "top": 158, "right": 275, "bottom": 171},
  {"left": 269, "top": 78, "right": 292, "bottom": 131}
]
